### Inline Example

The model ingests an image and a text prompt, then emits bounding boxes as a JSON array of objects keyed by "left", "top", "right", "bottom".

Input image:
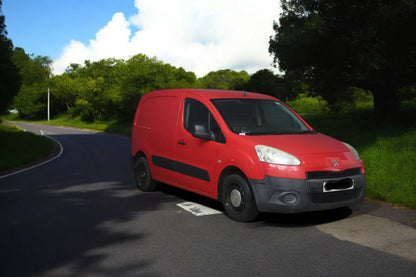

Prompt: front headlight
[
  {"left": 342, "top": 142, "right": 360, "bottom": 160},
  {"left": 255, "top": 145, "right": 301, "bottom": 166}
]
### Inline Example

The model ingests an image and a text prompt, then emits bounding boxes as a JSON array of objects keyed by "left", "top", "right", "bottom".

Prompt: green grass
[
  {"left": 0, "top": 125, "right": 53, "bottom": 174},
  {"left": 360, "top": 130, "right": 416, "bottom": 208}
]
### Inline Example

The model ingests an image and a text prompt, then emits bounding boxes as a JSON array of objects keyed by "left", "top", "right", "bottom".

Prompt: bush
[
  {"left": 70, "top": 99, "right": 94, "bottom": 122},
  {"left": 286, "top": 93, "right": 329, "bottom": 115},
  {"left": 328, "top": 88, "right": 374, "bottom": 114}
]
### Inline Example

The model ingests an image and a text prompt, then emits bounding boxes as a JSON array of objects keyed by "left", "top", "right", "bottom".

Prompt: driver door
[{"left": 175, "top": 97, "right": 225, "bottom": 195}]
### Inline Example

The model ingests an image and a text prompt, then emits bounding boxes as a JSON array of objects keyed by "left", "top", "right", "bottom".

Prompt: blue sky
[
  {"left": 2, "top": 0, "right": 280, "bottom": 76},
  {"left": 3, "top": 0, "right": 137, "bottom": 59}
]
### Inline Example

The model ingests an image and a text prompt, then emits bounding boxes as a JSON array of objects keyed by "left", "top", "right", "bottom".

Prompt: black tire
[
  {"left": 134, "top": 157, "right": 157, "bottom": 192},
  {"left": 221, "top": 174, "right": 258, "bottom": 222}
]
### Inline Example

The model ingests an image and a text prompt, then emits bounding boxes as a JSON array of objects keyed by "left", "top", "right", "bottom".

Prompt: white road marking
[
  {"left": 40, "top": 130, "right": 44, "bottom": 135},
  {"left": 177, "top": 202, "right": 222, "bottom": 216}
]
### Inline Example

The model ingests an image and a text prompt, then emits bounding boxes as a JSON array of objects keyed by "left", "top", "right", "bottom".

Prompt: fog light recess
[{"left": 281, "top": 193, "right": 297, "bottom": 204}]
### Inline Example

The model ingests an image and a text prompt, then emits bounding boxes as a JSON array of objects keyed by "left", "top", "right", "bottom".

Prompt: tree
[
  {"left": 60, "top": 58, "right": 125, "bottom": 121},
  {"left": 12, "top": 48, "right": 52, "bottom": 119},
  {"left": 246, "top": 69, "right": 296, "bottom": 100},
  {"left": 50, "top": 74, "right": 78, "bottom": 110},
  {"left": 50, "top": 54, "right": 198, "bottom": 122},
  {"left": 0, "top": 0, "right": 20, "bottom": 113},
  {"left": 199, "top": 69, "right": 250, "bottom": 90},
  {"left": 269, "top": 0, "right": 416, "bottom": 115},
  {"left": 12, "top": 48, "right": 52, "bottom": 86},
  {"left": 119, "top": 54, "right": 197, "bottom": 121}
]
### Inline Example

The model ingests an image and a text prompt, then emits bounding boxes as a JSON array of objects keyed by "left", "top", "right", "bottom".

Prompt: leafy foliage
[
  {"left": 286, "top": 93, "right": 329, "bottom": 115},
  {"left": 47, "top": 54, "right": 199, "bottom": 122},
  {"left": 11, "top": 48, "right": 268, "bottom": 122},
  {"left": 199, "top": 69, "right": 249, "bottom": 90},
  {"left": 12, "top": 48, "right": 52, "bottom": 119},
  {"left": 245, "top": 69, "right": 298, "bottom": 100},
  {"left": 13, "top": 84, "right": 47, "bottom": 119},
  {"left": 269, "top": 0, "right": 416, "bottom": 115},
  {"left": 118, "top": 54, "right": 198, "bottom": 121}
]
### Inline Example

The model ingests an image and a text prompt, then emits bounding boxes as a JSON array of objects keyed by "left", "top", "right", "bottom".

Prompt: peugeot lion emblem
[{"left": 332, "top": 159, "right": 340, "bottom": 168}]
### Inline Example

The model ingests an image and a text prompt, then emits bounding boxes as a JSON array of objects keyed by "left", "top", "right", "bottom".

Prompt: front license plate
[{"left": 323, "top": 178, "right": 354, "bottom": 192}]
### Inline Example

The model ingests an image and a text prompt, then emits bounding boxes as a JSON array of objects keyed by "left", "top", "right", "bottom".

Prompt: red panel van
[{"left": 131, "top": 89, "right": 365, "bottom": 221}]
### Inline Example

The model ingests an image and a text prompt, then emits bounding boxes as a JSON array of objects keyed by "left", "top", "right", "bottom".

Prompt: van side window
[{"left": 184, "top": 98, "right": 225, "bottom": 143}]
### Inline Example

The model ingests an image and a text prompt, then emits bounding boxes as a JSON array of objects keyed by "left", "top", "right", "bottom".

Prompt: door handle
[{"left": 177, "top": 140, "right": 186, "bottom": 145}]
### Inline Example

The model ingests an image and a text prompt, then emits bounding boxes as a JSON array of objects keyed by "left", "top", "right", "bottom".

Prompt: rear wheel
[
  {"left": 134, "top": 157, "right": 157, "bottom": 192},
  {"left": 221, "top": 174, "right": 258, "bottom": 222}
]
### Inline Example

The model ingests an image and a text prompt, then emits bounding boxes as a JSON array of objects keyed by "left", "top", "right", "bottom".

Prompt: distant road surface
[{"left": 1, "top": 122, "right": 415, "bottom": 276}]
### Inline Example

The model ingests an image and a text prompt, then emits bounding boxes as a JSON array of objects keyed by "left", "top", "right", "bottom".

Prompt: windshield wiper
[
  {"left": 298, "top": 130, "right": 318, "bottom": 134},
  {"left": 243, "top": 130, "right": 317, "bottom": 135}
]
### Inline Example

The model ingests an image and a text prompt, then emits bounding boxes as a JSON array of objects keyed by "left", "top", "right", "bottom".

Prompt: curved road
[{"left": 1, "top": 123, "right": 415, "bottom": 276}]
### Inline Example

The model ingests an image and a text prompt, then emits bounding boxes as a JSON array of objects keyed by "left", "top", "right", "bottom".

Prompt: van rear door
[{"left": 137, "top": 93, "right": 181, "bottom": 183}]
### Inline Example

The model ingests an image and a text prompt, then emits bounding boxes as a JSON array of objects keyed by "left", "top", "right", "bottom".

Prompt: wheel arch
[
  {"left": 217, "top": 166, "right": 250, "bottom": 201},
  {"left": 131, "top": 150, "right": 148, "bottom": 170},
  {"left": 134, "top": 151, "right": 147, "bottom": 162}
]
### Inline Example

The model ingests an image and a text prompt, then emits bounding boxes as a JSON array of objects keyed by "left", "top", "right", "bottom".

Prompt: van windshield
[{"left": 211, "top": 99, "right": 312, "bottom": 135}]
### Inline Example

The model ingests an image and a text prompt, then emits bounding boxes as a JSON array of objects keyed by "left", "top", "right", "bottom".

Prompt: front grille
[
  {"left": 310, "top": 188, "right": 362, "bottom": 204},
  {"left": 306, "top": 168, "right": 361, "bottom": 179}
]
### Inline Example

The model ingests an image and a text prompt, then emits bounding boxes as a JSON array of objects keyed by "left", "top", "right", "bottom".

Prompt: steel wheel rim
[
  {"left": 230, "top": 188, "right": 242, "bottom": 207},
  {"left": 137, "top": 165, "right": 147, "bottom": 184}
]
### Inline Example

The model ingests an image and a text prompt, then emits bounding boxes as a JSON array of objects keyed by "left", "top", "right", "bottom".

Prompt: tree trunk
[{"left": 373, "top": 86, "right": 399, "bottom": 117}]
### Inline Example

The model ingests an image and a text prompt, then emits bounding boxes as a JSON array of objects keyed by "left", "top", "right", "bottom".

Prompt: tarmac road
[{"left": 1, "top": 122, "right": 415, "bottom": 276}]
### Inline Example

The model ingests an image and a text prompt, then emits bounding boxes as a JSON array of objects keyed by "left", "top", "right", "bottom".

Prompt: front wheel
[
  {"left": 134, "top": 157, "right": 157, "bottom": 192},
  {"left": 221, "top": 174, "right": 258, "bottom": 222}
]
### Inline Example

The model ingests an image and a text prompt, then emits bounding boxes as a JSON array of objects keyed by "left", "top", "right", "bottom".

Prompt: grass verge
[{"left": 0, "top": 125, "right": 54, "bottom": 174}]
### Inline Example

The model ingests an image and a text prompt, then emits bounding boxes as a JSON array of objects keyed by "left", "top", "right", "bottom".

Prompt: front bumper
[{"left": 249, "top": 171, "right": 365, "bottom": 213}]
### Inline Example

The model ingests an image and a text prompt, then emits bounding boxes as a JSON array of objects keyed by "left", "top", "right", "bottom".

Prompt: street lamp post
[{"left": 47, "top": 88, "right": 50, "bottom": 121}]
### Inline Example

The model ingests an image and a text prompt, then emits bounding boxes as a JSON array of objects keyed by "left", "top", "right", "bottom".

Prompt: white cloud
[{"left": 53, "top": 0, "right": 281, "bottom": 77}]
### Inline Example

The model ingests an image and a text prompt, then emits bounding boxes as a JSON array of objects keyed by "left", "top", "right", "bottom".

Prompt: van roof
[{"left": 146, "top": 88, "right": 277, "bottom": 101}]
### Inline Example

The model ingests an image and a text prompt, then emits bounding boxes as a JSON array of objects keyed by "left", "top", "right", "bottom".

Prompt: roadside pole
[{"left": 47, "top": 88, "right": 50, "bottom": 121}]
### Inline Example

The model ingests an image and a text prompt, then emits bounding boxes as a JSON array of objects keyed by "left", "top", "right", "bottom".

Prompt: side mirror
[{"left": 193, "top": 124, "right": 215, "bottom": 140}]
